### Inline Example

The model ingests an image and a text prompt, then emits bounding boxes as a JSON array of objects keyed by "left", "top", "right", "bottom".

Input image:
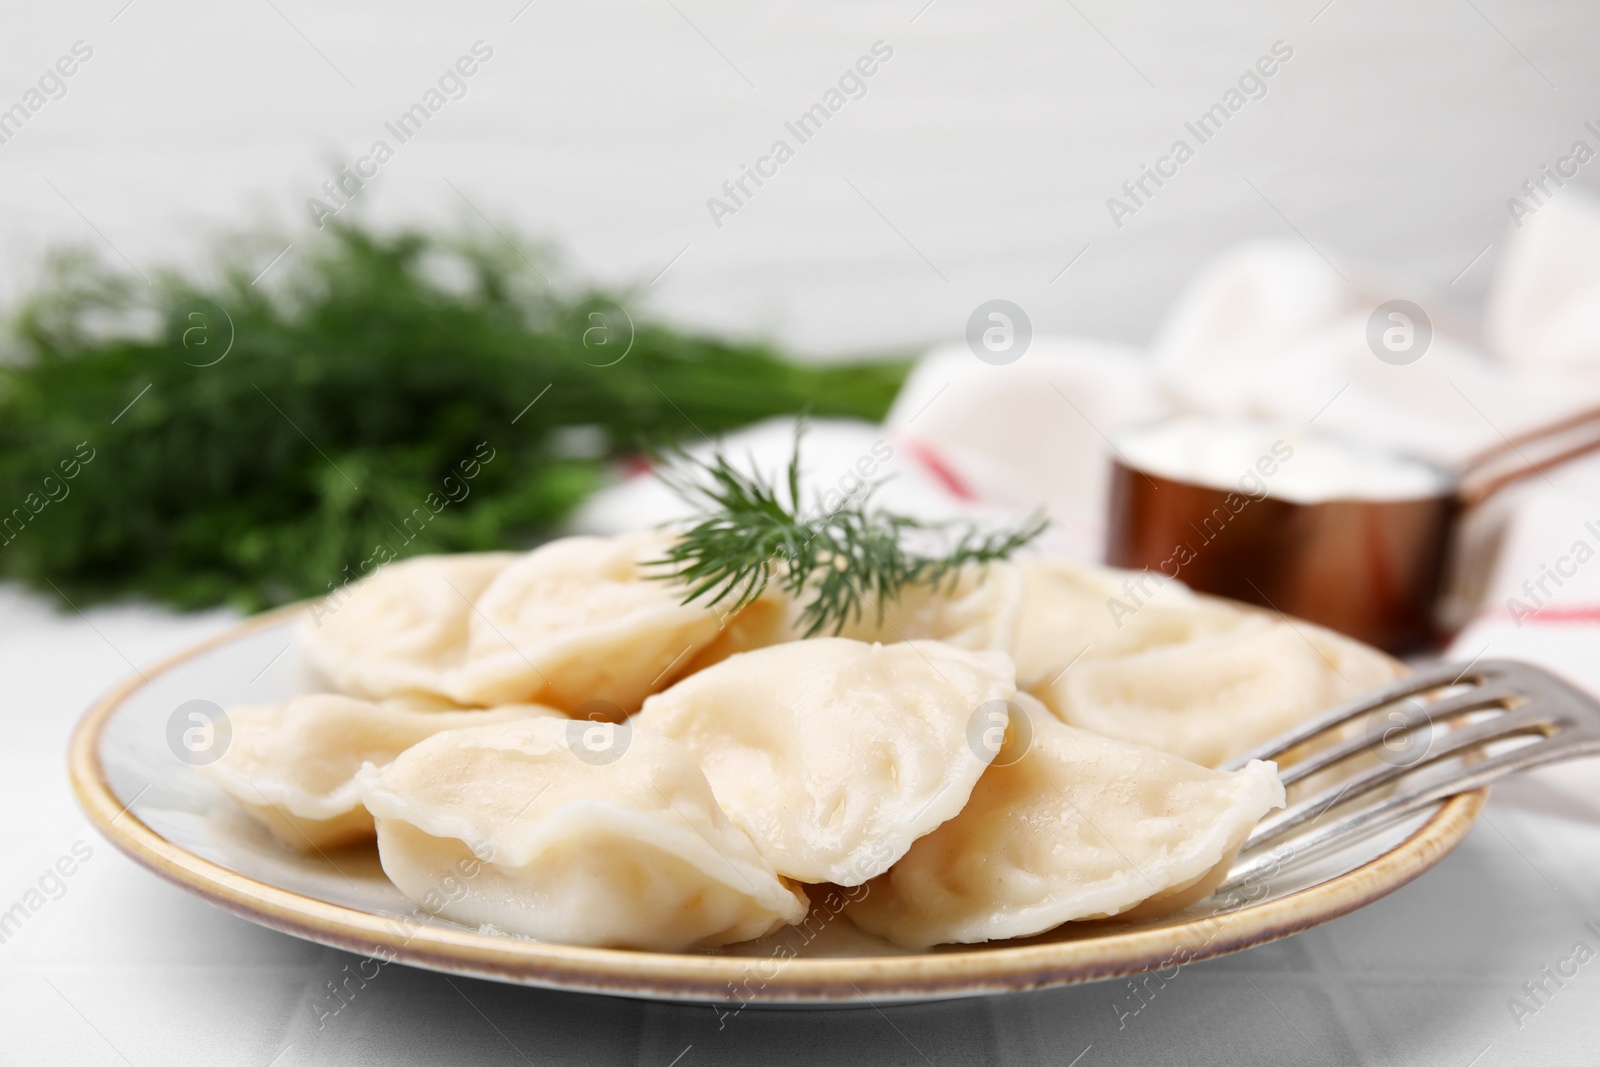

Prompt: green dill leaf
[
  {"left": 648, "top": 430, "right": 1049, "bottom": 637},
  {"left": 0, "top": 222, "right": 910, "bottom": 611}
]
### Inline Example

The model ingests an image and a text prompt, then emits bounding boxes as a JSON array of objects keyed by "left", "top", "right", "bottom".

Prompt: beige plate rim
[{"left": 67, "top": 603, "right": 1483, "bottom": 1005}]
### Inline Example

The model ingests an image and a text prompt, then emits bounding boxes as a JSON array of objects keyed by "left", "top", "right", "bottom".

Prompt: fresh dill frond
[
  {"left": 0, "top": 222, "right": 910, "bottom": 611},
  {"left": 649, "top": 433, "right": 1049, "bottom": 637}
]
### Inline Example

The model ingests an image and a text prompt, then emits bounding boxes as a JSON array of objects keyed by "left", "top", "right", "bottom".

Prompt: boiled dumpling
[
  {"left": 1301, "top": 624, "right": 1402, "bottom": 696},
  {"left": 300, "top": 537, "right": 732, "bottom": 714},
  {"left": 678, "top": 581, "right": 800, "bottom": 673},
  {"left": 679, "top": 560, "right": 1025, "bottom": 672},
  {"left": 354, "top": 718, "right": 809, "bottom": 951},
  {"left": 299, "top": 553, "right": 518, "bottom": 702},
  {"left": 1009, "top": 558, "right": 1252, "bottom": 688},
  {"left": 845, "top": 696, "right": 1285, "bottom": 948},
  {"left": 1031, "top": 621, "right": 1399, "bottom": 767},
  {"left": 449, "top": 532, "right": 724, "bottom": 712},
  {"left": 200, "top": 694, "right": 552, "bottom": 850},
  {"left": 833, "top": 562, "right": 1024, "bottom": 654},
  {"left": 634, "top": 638, "right": 1015, "bottom": 885}
]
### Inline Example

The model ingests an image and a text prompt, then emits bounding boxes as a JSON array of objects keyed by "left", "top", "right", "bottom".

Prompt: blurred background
[{"left": 3, "top": 0, "right": 1596, "bottom": 353}]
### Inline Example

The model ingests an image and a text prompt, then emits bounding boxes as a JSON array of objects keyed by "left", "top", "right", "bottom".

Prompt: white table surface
[{"left": 3, "top": 584, "right": 1599, "bottom": 1067}]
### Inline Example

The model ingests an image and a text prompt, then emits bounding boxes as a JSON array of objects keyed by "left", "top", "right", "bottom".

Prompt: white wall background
[{"left": 1, "top": 0, "right": 1597, "bottom": 357}]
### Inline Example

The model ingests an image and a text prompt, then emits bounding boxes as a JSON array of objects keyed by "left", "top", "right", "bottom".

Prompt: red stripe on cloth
[
  {"left": 1478, "top": 603, "right": 1600, "bottom": 626},
  {"left": 901, "top": 438, "right": 977, "bottom": 502}
]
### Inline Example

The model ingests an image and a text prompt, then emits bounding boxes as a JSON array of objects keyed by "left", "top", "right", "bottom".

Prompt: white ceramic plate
[{"left": 69, "top": 605, "right": 1481, "bottom": 1005}]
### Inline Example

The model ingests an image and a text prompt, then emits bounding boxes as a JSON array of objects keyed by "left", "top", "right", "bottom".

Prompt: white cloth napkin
[{"left": 1488, "top": 193, "right": 1600, "bottom": 372}]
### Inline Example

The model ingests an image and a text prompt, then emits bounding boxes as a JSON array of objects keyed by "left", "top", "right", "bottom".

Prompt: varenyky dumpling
[
  {"left": 449, "top": 532, "right": 726, "bottom": 712},
  {"left": 354, "top": 718, "right": 809, "bottom": 951},
  {"left": 299, "top": 553, "right": 518, "bottom": 703},
  {"left": 845, "top": 696, "right": 1285, "bottom": 948},
  {"left": 635, "top": 637, "right": 1015, "bottom": 885},
  {"left": 833, "top": 562, "right": 1025, "bottom": 655},
  {"left": 200, "top": 695, "right": 554, "bottom": 850},
  {"left": 1009, "top": 558, "right": 1252, "bottom": 689},
  {"left": 683, "top": 561, "right": 1024, "bottom": 673},
  {"left": 1032, "top": 620, "right": 1399, "bottom": 768},
  {"left": 679, "top": 581, "right": 799, "bottom": 673}
]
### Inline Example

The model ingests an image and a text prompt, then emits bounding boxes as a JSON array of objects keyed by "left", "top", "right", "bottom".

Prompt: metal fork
[{"left": 1216, "top": 659, "right": 1600, "bottom": 891}]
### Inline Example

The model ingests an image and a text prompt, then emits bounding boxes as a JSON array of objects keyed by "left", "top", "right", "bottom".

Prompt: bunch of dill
[{"left": 0, "top": 223, "right": 908, "bottom": 611}]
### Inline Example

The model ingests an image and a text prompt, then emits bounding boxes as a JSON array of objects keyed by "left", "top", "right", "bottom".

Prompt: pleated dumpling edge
[
  {"left": 844, "top": 696, "right": 1286, "bottom": 949},
  {"left": 354, "top": 718, "right": 810, "bottom": 952}
]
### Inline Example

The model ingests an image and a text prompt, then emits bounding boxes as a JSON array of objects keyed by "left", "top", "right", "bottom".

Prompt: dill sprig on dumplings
[{"left": 649, "top": 440, "right": 1048, "bottom": 637}]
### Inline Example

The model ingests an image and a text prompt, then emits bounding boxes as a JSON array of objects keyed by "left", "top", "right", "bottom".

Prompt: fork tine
[
  {"left": 1219, "top": 659, "right": 1494, "bottom": 772},
  {"left": 1274, "top": 677, "right": 1523, "bottom": 788},
  {"left": 1219, "top": 728, "right": 1600, "bottom": 893},
  {"left": 1209, "top": 659, "right": 1600, "bottom": 897},
  {"left": 1245, "top": 704, "right": 1561, "bottom": 850}
]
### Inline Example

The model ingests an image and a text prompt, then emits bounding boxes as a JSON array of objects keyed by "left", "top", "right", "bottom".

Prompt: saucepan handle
[{"left": 1456, "top": 402, "right": 1600, "bottom": 509}]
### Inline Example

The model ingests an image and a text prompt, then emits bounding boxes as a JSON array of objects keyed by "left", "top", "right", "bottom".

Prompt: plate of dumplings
[{"left": 69, "top": 533, "right": 1482, "bottom": 1004}]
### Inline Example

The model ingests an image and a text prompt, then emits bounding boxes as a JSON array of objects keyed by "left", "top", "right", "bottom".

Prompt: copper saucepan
[{"left": 1103, "top": 408, "right": 1600, "bottom": 653}]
